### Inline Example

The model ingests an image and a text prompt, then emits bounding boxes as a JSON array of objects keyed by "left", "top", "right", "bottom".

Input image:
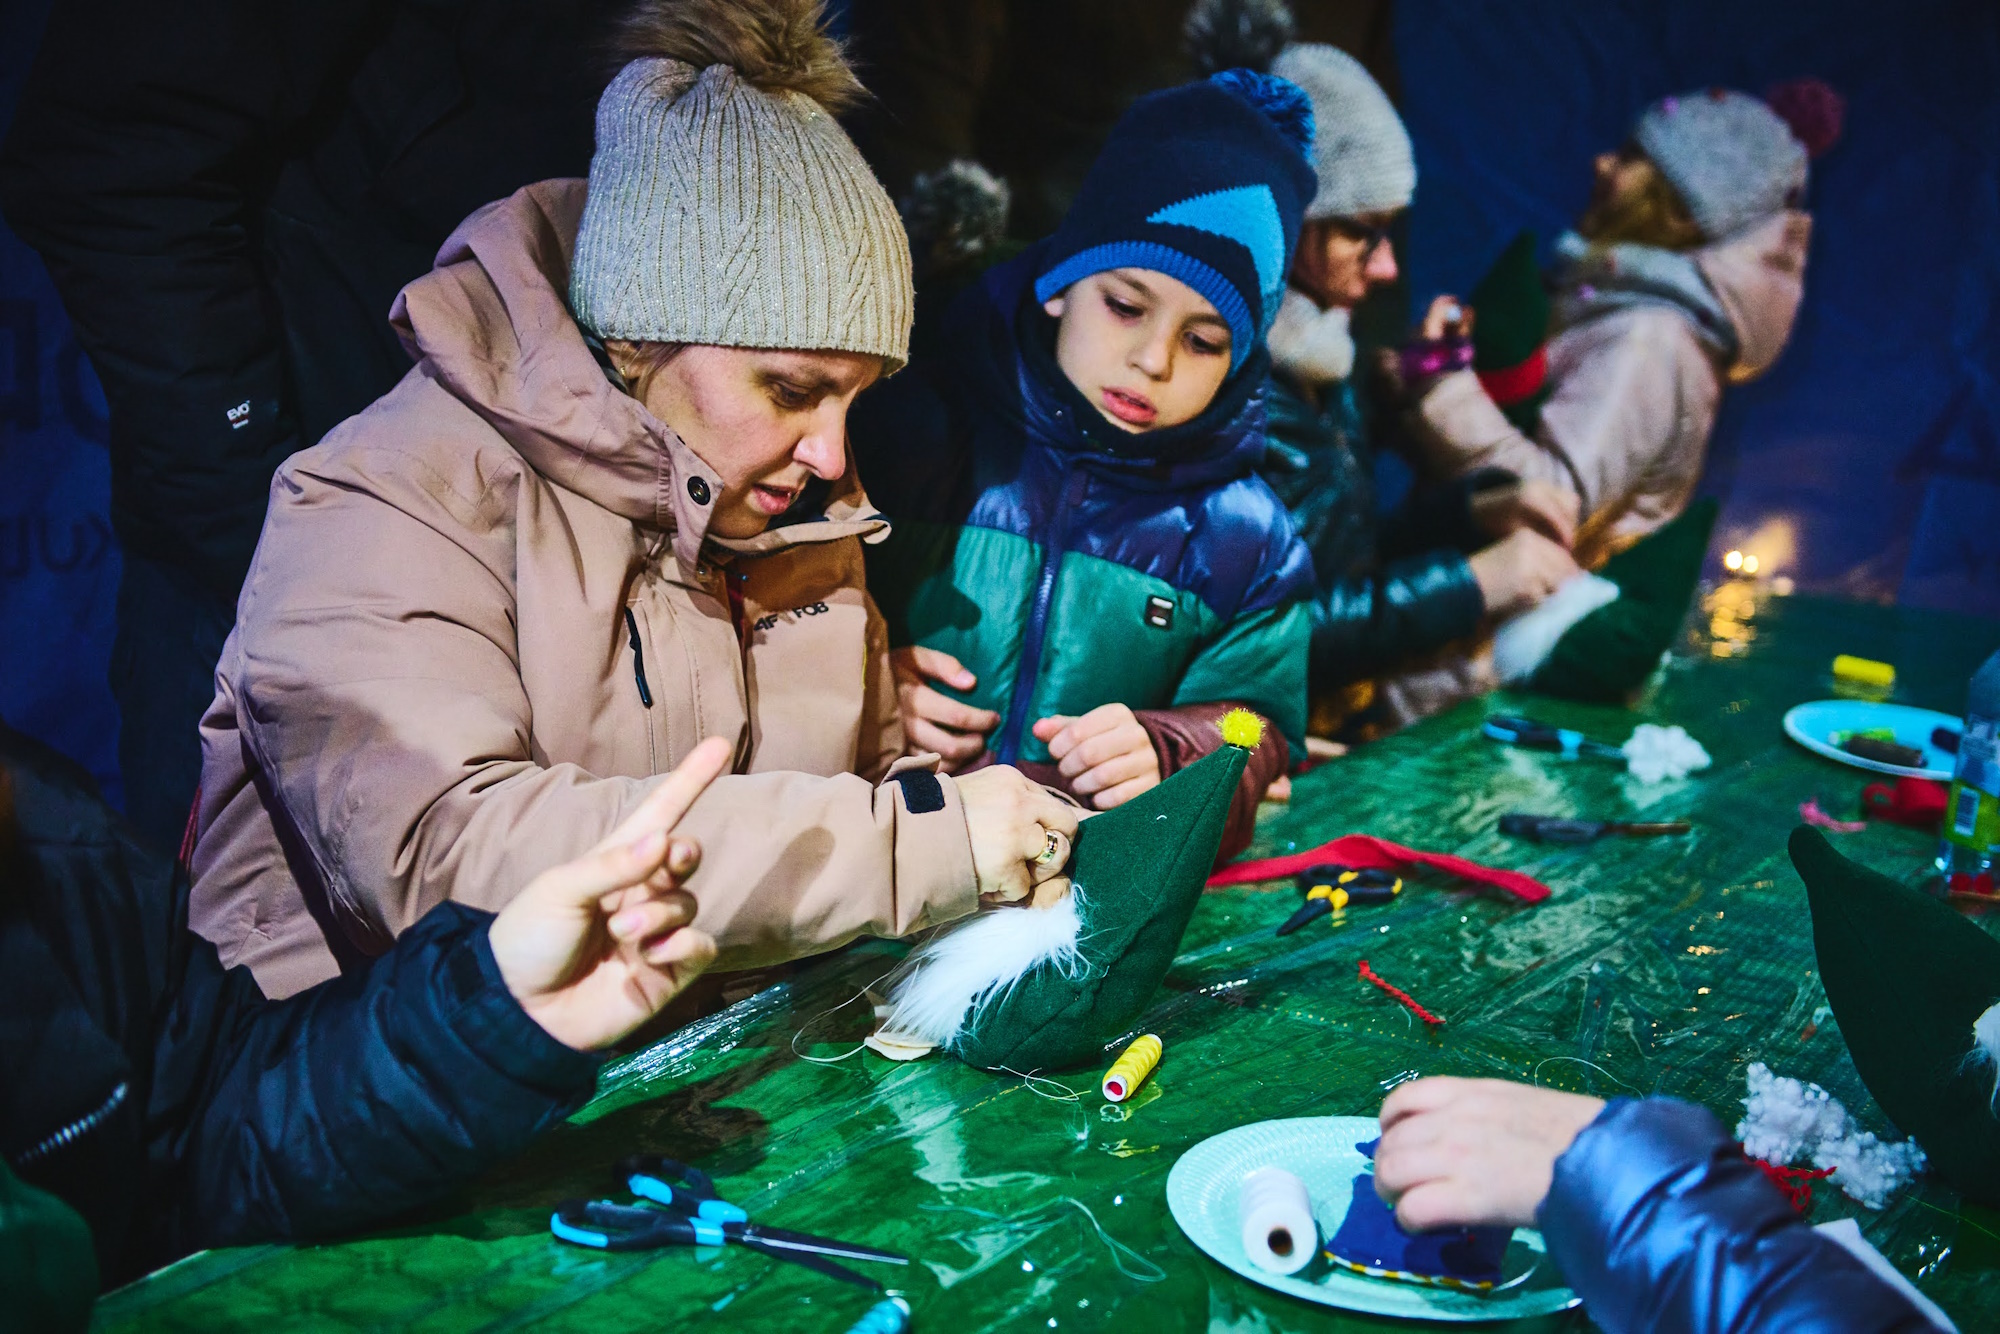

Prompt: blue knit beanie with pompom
[{"left": 1033, "top": 70, "right": 1316, "bottom": 371}]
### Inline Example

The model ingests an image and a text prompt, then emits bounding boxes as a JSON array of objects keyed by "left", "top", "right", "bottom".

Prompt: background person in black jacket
[
  {"left": 0, "top": 721, "right": 728, "bottom": 1311},
  {"left": 0, "top": 0, "right": 622, "bottom": 851}
]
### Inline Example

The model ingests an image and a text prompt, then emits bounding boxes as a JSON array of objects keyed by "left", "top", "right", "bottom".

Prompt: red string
[
  {"left": 1358, "top": 960, "right": 1444, "bottom": 1026},
  {"left": 1748, "top": 1154, "right": 1835, "bottom": 1214}
]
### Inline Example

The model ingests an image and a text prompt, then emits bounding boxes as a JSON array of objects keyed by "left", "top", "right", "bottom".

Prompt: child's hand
[
  {"left": 1373, "top": 1077, "right": 1604, "bottom": 1231},
  {"left": 1471, "top": 478, "right": 1580, "bottom": 548},
  {"left": 891, "top": 646, "right": 999, "bottom": 772},
  {"left": 1032, "top": 703, "right": 1161, "bottom": 809}
]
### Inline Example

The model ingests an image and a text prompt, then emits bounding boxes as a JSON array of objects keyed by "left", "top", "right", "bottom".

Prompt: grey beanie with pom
[
  {"left": 1270, "top": 43, "right": 1414, "bottom": 219},
  {"left": 569, "top": 2, "right": 913, "bottom": 368},
  {"left": 1633, "top": 89, "right": 1809, "bottom": 241}
]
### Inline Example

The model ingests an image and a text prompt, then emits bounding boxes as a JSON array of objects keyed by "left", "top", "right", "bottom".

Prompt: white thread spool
[{"left": 1238, "top": 1167, "right": 1317, "bottom": 1275}]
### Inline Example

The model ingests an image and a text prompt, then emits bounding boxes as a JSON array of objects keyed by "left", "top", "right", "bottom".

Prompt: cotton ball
[
  {"left": 1972, "top": 1000, "right": 2000, "bottom": 1112},
  {"left": 1737, "top": 1062, "right": 1847, "bottom": 1165},
  {"left": 1810, "top": 1131, "right": 1927, "bottom": 1211},
  {"left": 1622, "top": 723, "right": 1713, "bottom": 784}
]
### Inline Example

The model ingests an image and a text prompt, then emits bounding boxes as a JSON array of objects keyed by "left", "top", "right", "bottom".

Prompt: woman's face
[
  {"left": 611, "top": 344, "right": 884, "bottom": 538},
  {"left": 1043, "top": 268, "right": 1232, "bottom": 434},
  {"left": 1290, "top": 213, "right": 1401, "bottom": 310}
]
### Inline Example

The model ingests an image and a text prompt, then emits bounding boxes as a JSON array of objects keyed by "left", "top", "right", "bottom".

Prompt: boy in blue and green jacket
[{"left": 852, "top": 69, "right": 1317, "bottom": 858}]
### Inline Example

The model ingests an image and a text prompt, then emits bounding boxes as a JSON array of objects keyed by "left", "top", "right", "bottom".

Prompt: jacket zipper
[
  {"left": 996, "top": 463, "right": 1088, "bottom": 763},
  {"left": 14, "top": 1081, "right": 128, "bottom": 1167},
  {"left": 623, "top": 606, "right": 654, "bottom": 708}
]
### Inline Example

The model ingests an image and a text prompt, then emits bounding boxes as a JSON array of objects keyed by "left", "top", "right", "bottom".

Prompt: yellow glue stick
[{"left": 1832, "top": 655, "right": 1895, "bottom": 689}]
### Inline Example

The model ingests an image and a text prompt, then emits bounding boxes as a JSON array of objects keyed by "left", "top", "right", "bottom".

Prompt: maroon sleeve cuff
[{"left": 1132, "top": 703, "right": 1289, "bottom": 865}]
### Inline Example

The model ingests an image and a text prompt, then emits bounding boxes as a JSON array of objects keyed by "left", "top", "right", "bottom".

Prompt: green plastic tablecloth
[{"left": 94, "top": 591, "right": 2000, "bottom": 1331}]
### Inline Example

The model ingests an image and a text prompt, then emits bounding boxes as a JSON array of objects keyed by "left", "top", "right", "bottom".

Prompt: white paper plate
[
  {"left": 1782, "top": 700, "right": 1959, "bottom": 780},
  {"left": 1167, "top": 1116, "right": 1579, "bottom": 1321}
]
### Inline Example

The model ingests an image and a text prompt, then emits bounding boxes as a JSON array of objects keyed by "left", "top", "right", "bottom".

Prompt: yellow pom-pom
[{"left": 1219, "top": 708, "right": 1264, "bottom": 750}]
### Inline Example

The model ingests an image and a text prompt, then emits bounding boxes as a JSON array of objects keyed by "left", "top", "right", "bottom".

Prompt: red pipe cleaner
[
  {"left": 1357, "top": 960, "right": 1444, "bottom": 1026},
  {"left": 1748, "top": 1155, "right": 1835, "bottom": 1214}
]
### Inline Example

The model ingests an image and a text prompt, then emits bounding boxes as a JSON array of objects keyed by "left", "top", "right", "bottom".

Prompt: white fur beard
[
  {"left": 1265, "top": 288, "right": 1355, "bottom": 386},
  {"left": 878, "top": 892, "right": 1089, "bottom": 1049},
  {"left": 1971, "top": 1000, "right": 2000, "bottom": 1110},
  {"left": 1491, "top": 572, "right": 1622, "bottom": 684}
]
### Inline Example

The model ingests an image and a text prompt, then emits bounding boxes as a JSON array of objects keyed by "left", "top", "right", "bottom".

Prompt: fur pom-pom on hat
[
  {"left": 613, "top": 0, "right": 865, "bottom": 113},
  {"left": 900, "top": 159, "right": 1013, "bottom": 282},
  {"left": 1183, "top": 0, "right": 1296, "bottom": 76},
  {"left": 1763, "top": 77, "right": 1846, "bottom": 160},
  {"left": 1209, "top": 68, "right": 1314, "bottom": 158}
]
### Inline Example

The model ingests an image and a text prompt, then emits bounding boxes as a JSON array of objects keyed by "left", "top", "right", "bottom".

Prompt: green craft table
[{"left": 96, "top": 591, "right": 2000, "bottom": 1332}]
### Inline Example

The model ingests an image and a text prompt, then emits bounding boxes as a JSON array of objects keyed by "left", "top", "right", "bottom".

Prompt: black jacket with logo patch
[{"left": 0, "top": 723, "right": 599, "bottom": 1287}]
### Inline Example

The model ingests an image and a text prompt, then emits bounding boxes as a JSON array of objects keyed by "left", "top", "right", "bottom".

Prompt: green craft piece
[
  {"left": 1529, "top": 498, "right": 1718, "bottom": 703},
  {"left": 1792, "top": 826, "right": 2000, "bottom": 1207},
  {"left": 1470, "top": 230, "right": 1552, "bottom": 433},
  {"left": 954, "top": 734, "right": 1251, "bottom": 1073},
  {"left": 0, "top": 1158, "right": 98, "bottom": 1333}
]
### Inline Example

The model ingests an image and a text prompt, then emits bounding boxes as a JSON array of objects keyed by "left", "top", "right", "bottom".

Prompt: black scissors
[
  {"left": 1275, "top": 865, "right": 1403, "bottom": 935},
  {"left": 1482, "top": 714, "right": 1627, "bottom": 762}
]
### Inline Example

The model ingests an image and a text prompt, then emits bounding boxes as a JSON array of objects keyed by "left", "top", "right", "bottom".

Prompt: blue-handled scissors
[
  {"left": 1482, "top": 714, "right": 1626, "bottom": 762},
  {"left": 550, "top": 1198, "right": 884, "bottom": 1289}
]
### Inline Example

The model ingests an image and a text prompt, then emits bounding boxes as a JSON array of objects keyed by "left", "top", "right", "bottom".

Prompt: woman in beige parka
[{"left": 189, "top": 0, "right": 1079, "bottom": 999}]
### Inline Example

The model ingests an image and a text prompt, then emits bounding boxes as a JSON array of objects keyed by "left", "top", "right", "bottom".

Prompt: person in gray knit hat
[{"left": 186, "top": 0, "right": 1080, "bottom": 1003}]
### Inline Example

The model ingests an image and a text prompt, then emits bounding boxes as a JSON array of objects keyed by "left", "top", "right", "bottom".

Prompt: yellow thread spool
[
  {"left": 1832, "top": 655, "right": 1895, "bottom": 689},
  {"left": 1102, "top": 1033, "right": 1163, "bottom": 1102}
]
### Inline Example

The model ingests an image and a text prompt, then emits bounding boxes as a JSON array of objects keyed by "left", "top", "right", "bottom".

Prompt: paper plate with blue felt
[{"left": 1167, "top": 1116, "right": 1579, "bottom": 1321}]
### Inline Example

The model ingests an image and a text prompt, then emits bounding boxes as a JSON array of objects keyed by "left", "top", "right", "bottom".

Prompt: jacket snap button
[{"left": 686, "top": 476, "right": 711, "bottom": 505}]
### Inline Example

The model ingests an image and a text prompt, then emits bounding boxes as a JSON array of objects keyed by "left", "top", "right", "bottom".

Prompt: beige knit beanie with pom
[{"left": 570, "top": 0, "right": 913, "bottom": 368}]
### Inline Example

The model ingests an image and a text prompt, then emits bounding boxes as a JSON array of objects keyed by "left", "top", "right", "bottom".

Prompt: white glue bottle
[{"left": 1938, "top": 649, "right": 2000, "bottom": 890}]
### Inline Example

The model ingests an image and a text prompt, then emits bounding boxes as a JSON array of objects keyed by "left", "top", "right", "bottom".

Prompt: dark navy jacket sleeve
[
  {"left": 155, "top": 903, "right": 601, "bottom": 1250},
  {"left": 1540, "top": 1098, "right": 1940, "bottom": 1334}
]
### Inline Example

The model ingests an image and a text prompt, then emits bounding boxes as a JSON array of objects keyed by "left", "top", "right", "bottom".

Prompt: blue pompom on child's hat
[{"left": 1033, "top": 70, "right": 1317, "bottom": 371}]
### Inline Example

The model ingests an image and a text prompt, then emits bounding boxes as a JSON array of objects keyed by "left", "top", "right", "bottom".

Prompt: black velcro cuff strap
[{"left": 889, "top": 768, "right": 947, "bottom": 814}]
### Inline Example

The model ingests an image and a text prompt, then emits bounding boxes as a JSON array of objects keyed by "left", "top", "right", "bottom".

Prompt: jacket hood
[
  {"left": 390, "top": 180, "right": 885, "bottom": 571},
  {"left": 949, "top": 243, "right": 1273, "bottom": 493},
  {"left": 1552, "top": 210, "right": 1810, "bottom": 383}
]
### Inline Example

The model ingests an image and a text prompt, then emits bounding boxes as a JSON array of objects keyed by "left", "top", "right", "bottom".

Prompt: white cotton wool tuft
[
  {"left": 1969, "top": 999, "right": 2000, "bottom": 1111},
  {"left": 1492, "top": 573, "right": 1622, "bottom": 684},
  {"left": 878, "top": 891, "right": 1089, "bottom": 1049},
  {"left": 1737, "top": 1062, "right": 1927, "bottom": 1209},
  {"left": 1622, "top": 723, "right": 1712, "bottom": 784}
]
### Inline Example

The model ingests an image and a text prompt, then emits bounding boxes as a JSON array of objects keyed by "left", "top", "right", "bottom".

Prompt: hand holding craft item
[
  {"left": 1792, "top": 826, "right": 1997, "bottom": 1203},
  {"left": 877, "top": 712, "right": 1257, "bottom": 1071},
  {"left": 1239, "top": 1167, "right": 1318, "bottom": 1275},
  {"left": 1491, "top": 499, "right": 1718, "bottom": 701}
]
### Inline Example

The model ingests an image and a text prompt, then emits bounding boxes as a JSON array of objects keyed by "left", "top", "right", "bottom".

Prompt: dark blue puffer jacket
[
  {"left": 852, "top": 244, "right": 1315, "bottom": 775},
  {"left": 1544, "top": 1097, "right": 1944, "bottom": 1332},
  {"left": 0, "top": 723, "right": 600, "bottom": 1287}
]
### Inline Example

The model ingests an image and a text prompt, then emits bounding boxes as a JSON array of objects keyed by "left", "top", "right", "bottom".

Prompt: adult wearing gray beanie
[{"left": 186, "top": 0, "right": 1079, "bottom": 1001}]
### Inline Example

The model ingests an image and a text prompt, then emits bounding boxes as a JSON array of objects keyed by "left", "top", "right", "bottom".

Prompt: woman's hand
[
  {"left": 892, "top": 646, "right": 999, "bottom": 772},
  {"left": 1471, "top": 478, "right": 1580, "bottom": 548},
  {"left": 1031, "top": 702, "right": 1162, "bottom": 809},
  {"left": 955, "top": 765, "right": 1083, "bottom": 905},
  {"left": 1373, "top": 1077, "right": 1605, "bottom": 1231},
  {"left": 1420, "top": 293, "right": 1474, "bottom": 341},
  {"left": 488, "top": 737, "right": 731, "bottom": 1051},
  {"left": 1468, "top": 528, "right": 1583, "bottom": 619}
]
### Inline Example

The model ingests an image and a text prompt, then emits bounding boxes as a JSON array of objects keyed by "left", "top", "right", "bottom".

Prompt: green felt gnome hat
[
  {"left": 1471, "top": 231, "right": 1551, "bottom": 434},
  {"left": 882, "top": 713, "right": 1256, "bottom": 1073},
  {"left": 1792, "top": 826, "right": 2000, "bottom": 1205},
  {"left": 1527, "top": 498, "right": 1717, "bottom": 702}
]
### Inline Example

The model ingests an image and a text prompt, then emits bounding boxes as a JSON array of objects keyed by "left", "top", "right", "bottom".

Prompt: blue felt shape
[{"left": 1330, "top": 1139, "right": 1511, "bottom": 1284}]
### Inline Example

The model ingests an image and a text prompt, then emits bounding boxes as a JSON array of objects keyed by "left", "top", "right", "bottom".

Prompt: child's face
[{"left": 1042, "top": 269, "right": 1232, "bottom": 434}]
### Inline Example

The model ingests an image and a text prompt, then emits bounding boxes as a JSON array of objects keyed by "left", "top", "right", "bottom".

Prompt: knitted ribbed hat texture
[
  {"left": 1270, "top": 43, "right": 1414, "bottom": 219},
  {"left": 1032, "top": 70, "right": 1316, "bottom": 371},
  {"left": 1633, "top": 88, "right": 1807, "bottom": 241},
  {"left": 570, "top": 59, "right": 913, "bottom": 368}
]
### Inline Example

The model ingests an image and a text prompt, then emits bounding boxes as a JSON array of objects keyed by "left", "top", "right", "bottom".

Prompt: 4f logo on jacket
[{"left": 751, "top": 601, "right": 831, "bottom": 633}]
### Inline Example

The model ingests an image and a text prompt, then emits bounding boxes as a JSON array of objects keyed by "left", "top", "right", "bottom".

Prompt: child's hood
[
  {"left": 947, "top": 243, "right": 1274, "bottom": 492},
  {"left": 1694, "top": 209, "right": 1811, "bottom": 382}
]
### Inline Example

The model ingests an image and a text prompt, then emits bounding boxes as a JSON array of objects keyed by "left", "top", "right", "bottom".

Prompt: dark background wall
[{"left": 3, "top": 0, "right": 1996, "bottom": 800}]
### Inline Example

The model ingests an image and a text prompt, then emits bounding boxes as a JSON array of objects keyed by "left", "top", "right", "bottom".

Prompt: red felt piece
[
  {"left": 1862, "top": 777, "right": 1949, "bottom": 830},
  {"left": 1206, "top": 834, "right": 1551, "bottom": 903}
]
